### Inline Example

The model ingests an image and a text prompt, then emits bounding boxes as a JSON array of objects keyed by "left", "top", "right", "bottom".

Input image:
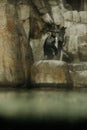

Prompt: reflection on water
[
  {"left": 0, "top": 87, "right": 87, "bottom": 129},
  {"left": 0, "top": 87, "right": 87, "bottom": 121}
]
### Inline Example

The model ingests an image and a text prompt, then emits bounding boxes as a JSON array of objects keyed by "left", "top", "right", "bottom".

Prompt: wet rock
[{"left": 31, "top": 60, "right": 72, "bottom": 88}]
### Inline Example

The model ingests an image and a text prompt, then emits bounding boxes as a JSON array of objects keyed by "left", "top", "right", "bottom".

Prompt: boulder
[{"left": 31, "top": 60, "right": 72, "bottom": 88}]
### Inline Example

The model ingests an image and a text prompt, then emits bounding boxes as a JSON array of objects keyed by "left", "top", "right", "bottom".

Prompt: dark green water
[{"left": 0, "top": 88, "right": 87, "bottom": 128}]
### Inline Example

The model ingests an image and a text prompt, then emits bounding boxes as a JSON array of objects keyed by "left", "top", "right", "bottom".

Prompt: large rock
[
  {"left": 0, "top": 1, "right": 33, "bottom": 86},
  {"left": 65, "top": 24, "right": 87, "bottom": 62},
  {"left": 31, "top": 60, "right": 72, "bottom": 88},
  {"left": 69, "top": 62, "right": 87, "bottom": 87}
]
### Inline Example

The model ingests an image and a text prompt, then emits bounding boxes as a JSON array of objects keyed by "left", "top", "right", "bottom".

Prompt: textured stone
[
  {"left": 68, "top": 62, "right": 87, "bottom": 72},
  {"left": 80, "top": 11, "right": 87, "bottom": 24},
  {"left": 64, "top": 24, "right": 87, "bottom": 62},
  {"left": 63, "top": 11, "right": 73, "bottom": 21},
  {"left": 41, "top": 13, "right": 53, "bottom": 23},
  {"left": 31, "top": 60, "right": 72, "bottom": 87},
  {"left": 70, "top": 71, "right": 87, "bottom": 87},
  {"left": 78, "top": 35, "right": 87, "bottom": 61},
  {"left": 17, "top": 4, "right": 30, "bottom": 38},
  {"left": 69, "top": 62, "right": 87, "bottom": 87},
  {"left": 0, "top": 1, "right": 33, "bottom": 86},
  {"left": 73, "top": 11, "right": 80, "bottom": 23},
  {"left": 30, "top": 38, "right": 44, "bottom": 62},
  {"left": 51, "top": 6, "right": 64, "bottom": 25},
  {"left": 66, "top": 24, "right": 87, "bottom": 36},
  {"left": 64, "top": 21, "right": 73, "bottom": 28},
  {"left": 30, "top": 34, "right": 49, "bottom": 62}
]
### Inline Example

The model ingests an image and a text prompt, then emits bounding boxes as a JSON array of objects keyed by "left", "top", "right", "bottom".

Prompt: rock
[
  {"left": 70, "top": 71, "right": 87, "bottom": 87},
  {"left": 51, "top": 6, "right": 64, "bottom": 25},
  {"left": 66, "top": 24, "right": 87, "bottom": 36},
  {"left": 69, "top": 62, "right": 87, "bottom": 87},
  {"left": 17, "top": 3, "right": 30, "bottom": 38},
  {"left": 79, "top": 11, "right": 87, "bottom": 24},
  {"left": 63, "top": 11, "right": 73, "bottom": 21},
  {"left": 0, "top": 1, "right": 33, "bottom": 86},
  {"left": 30, "top": 38, "right": 44, "bottom": 62},
  {"left": 73, "top": 11, "right": 80, "bottom": 23},
  {"left": 78, "top": 43, "right": 87, "bottom": 61},
  {"left": 64, "top": 34, "right": 80, "bottom": 62},
  {"left": 64, "top": 21, "right": 73, "bottom": 28},
  {"left": 68, "top": 62, "right": 87, "bottom": 71},
  {"left": 31, "top": 60, "right": 72, "bottom": 88},
  {"left": 78, "top": 35, "right": 87, "bottom": 61},
  {"left": 30, "top": 34, "right": 49, "bottom": 62},
  {"left": 65, "top": 24, "right": 87, "bottom": 62},
  {"left": 48, "top": 0, "right": 57, "bottom": 5},
  {"left": 41, "top": 13, "right": 53, "bottom": 23}
]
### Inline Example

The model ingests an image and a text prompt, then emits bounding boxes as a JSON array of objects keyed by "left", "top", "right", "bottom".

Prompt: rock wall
[
  {"left": 15, "top": 0, "right": 87, "bottom": 63},
  {"left": 64, "top": 11, "right": 87, "bottom": 62},
  {"left": 16, "top": 0, "right": 87, "bottom": 89},
  {"left": 0, "top": 0, "right": 86, "bottom": 87},
  {"left": 29, "top": 1, "right": 87, "bottom": 62},
  {"left": 0, "top": 0, "right": 33, "bottom": 86}
]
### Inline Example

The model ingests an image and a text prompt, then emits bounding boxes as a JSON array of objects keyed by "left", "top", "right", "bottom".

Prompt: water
[{"left": 0, "top": 87, "right": 87, "bottom": 128}]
